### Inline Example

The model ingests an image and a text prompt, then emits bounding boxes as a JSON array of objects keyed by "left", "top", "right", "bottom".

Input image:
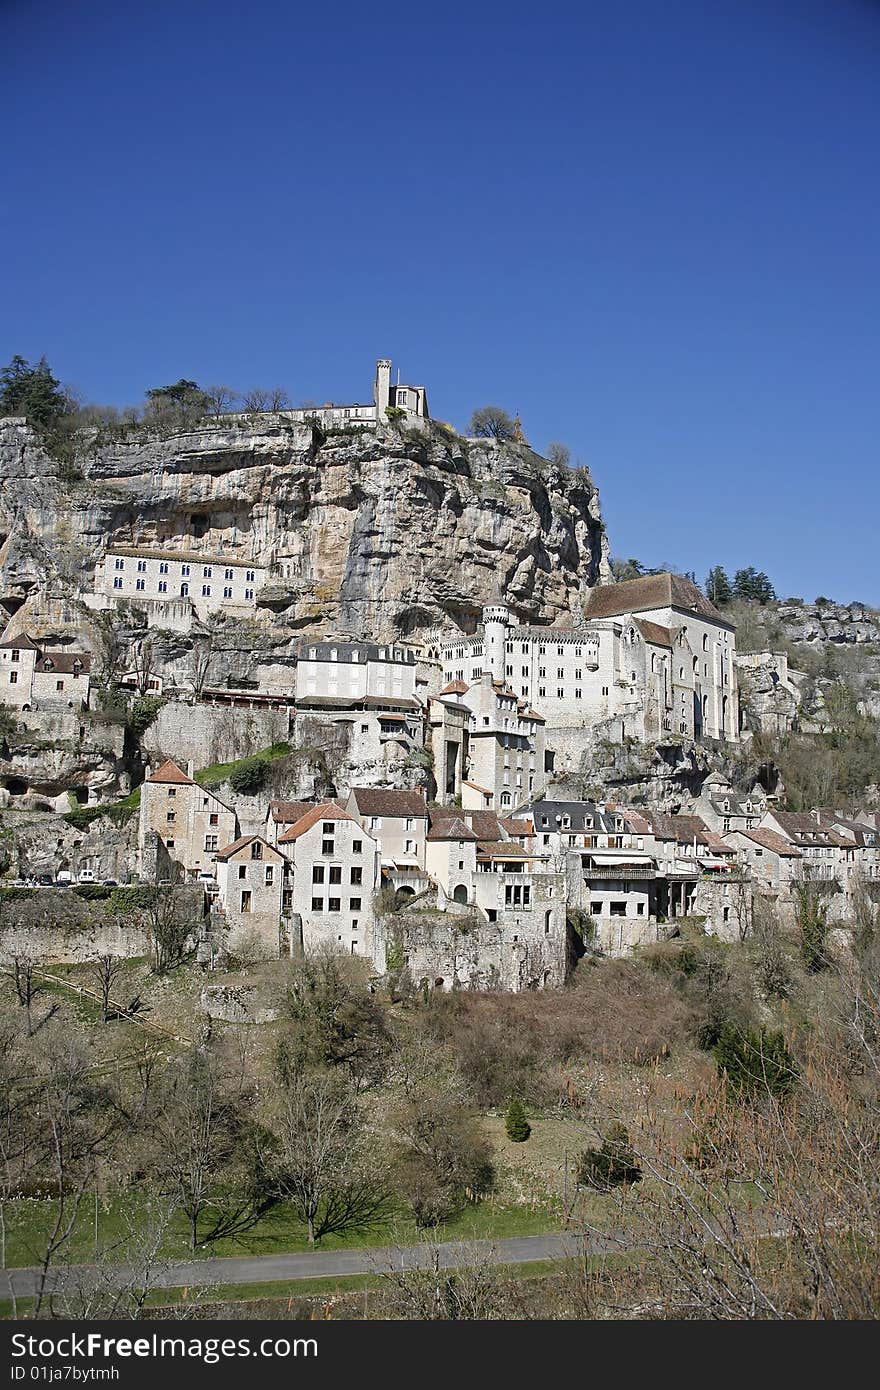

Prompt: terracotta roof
[
  {"left": 583, "top": 573, "right": 732, "bottom": 627},
  {"left": 145, "top": 759, "right": 193, "bottom": 785},
  {"left": 476, "top": 841, "right": 530, "bottom": 858},
  {"left": 642, "top": 810, "right": 714, "bottom": 845},
  {"left": 268, "top": 800, "right": 314, "bottom": 825},
  {"left": 0, "top": 632, "right": 39, "bottom": 650},
  {"left": 467, "top": 811, "right": 507, "bottom": 841},
  {"left": 36, "top": 652, "right": 92, "bottom": 674},
  {"left": 426, "top": 816, "right": 477, "bottom": 842},
  {"left": 215, "top": 834, "right": 285, "bottom": 862},
  {"left": 501, "top": 816, "right": 533, "bottom": 836},
  {"left": 769, "top": 812, "right": 856, "bottom": 848},
  {"left": 633, "top": 618, "right": 676, "bottom": 648},
  {"left": 278, "top": 802, "right": 359, "bottom": 844},
  {"left": 700, "top": 830, "right": 736, "bottom": 855},
  {"left": 440, "top": 679, "right": 468, "bottom": 695},
  {"left": 732, "top": 828, "right": 802, "bottom": 858},
  {"left": 524, "top": 708, "right": 546, "bottom": 722},
  {"left": 462, "top": 780, "right": 493, "bottom": 794},
  {"left": 621, "top": 809, "right": 652, "bottom": 835},
  {"left": 350, "top": 788, "right": 427, "bottom": 818}
]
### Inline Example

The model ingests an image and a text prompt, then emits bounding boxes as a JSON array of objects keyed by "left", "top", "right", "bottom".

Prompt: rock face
[{"left": 0, "top": 417, "right": 610, "bottom": 643}]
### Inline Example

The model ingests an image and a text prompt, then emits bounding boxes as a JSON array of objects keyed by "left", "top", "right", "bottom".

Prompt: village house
[
  {"left": 813, "top": 810, "right": 880, "bottom": 882},
  {"left": 277, "top": 802, "right": 381, "bottom": 958},
  {"left": 214, "top": 834, "right": 289, "bottom": 955},
  {"left": 696, "top": 771, "right": 767, "bottom": 834},
  {"left": 759, "top": 809, "right": 858, "bottom": 888},
  {"left": 264, "top": 800, "right": 317, "bottom": 846},
  {"left": 345, "top": 787, "right": 429, "bottom": 896},
  {"left": 0, "top": 632, "right": 92, "bottom": 711},
  {"left": 722, "top": 827, "right": 803, "bottom": 895},
  {"left": 138, "top": 759, "right": 238, "bottom": 881}
]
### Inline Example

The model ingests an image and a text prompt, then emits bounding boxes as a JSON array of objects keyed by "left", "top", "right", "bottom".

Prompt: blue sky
[{"left": 3, "top": 0, "right": 878, "bottom": 602}]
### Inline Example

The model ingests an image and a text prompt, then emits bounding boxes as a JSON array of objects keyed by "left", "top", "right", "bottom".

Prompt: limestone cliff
[{"left": 0, "top": 416, "right": 610, "bottom": 645}]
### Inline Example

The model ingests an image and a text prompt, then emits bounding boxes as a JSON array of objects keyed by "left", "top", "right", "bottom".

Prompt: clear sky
[{"left": 3, "top": 0, "right": 878, "bottom": 603}]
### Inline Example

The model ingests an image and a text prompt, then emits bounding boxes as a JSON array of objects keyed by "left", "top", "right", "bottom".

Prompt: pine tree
[
  {"left": 732, "top": 567, "right": 776, "bottom": 603},
  {"left": 705, "top": 566, "right": 733, "bottom": 606},
  {"left": 505, "top": 1098, "right": 531, "bottom": 1142},
  {"left": 0, "top": 355, "right": 72, "bottom": 430}
]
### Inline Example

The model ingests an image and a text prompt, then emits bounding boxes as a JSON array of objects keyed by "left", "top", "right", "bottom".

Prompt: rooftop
[{"left": 583, "top": 573, "right": 733, "bottom": 628}]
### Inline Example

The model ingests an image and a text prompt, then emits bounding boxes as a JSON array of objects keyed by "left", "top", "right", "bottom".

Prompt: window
[
  {"left": 251, "top": 841, "right": 262, "bottom": 859},
  {"left": 349, "top": 897, "right": 361, "bottom": 911},
  {"left": 591, "top": 901, "right": 602, "bottom": 914},
  {"left": 350, "top": 866, "right": 362, "bottom": 885},
  {"left": 240, "top": 890, "right": 252, "bottom": 913},
  {"left": 360, "top": 724, "right": 369, "bottom": 733},
  {"left": 328, "top": 897, "right": 341, "bottom": 912},
  {"left": 225, "top": 568, "right": 233, "bottom": 580},
  {"left": 158, "top": 581, "right": 167, "bottom": 593},
  {"left": 405, "top": 839, "right": 415, "bottom": 854},
  {"left": 167, "top": 788, "right": 176, "bottom": 798},
  {"left": 166, "top": 811, "right": 175, "bottom": 823},
  {"left": 159, "top": 562, "right": 169, "bottom": 574},
  {"left": 56, "top": 680, "right": 64, "bottom": 691},
  {"left": 223, "top": 587, "right": 232, "bottom": 598},
  {"left": 136, "top": 578, "right": 145, "bottom": 591},
  {"left": 329, "top": 865, "right": 342, "bottom": 884},
  {"left": 244, "top": 588, "right": 254, "bottom": 601},
  {"left": 137, "top": 560, "right": 147, "bottom": 572},
  {"left": 246, "top": 570, "right": 255, "bottom": 581},
  {"left": 204, "top": 835, "right": 217, "bottom": 851},
  {"left": 202, "top": 585, "right": 211, "bottom": 597},
  {"left": 181, "top": 564, "right": 190, "bottom": 576},
  {"left": 113, "top": 577, "right": 123, "bottom": 589},
  {"left": 312, "top": 865, "right": 325, "bottom": 883},
  {"left": 9, "top": 672, "right": 17, "bottom": 684},
  {"left": 265, "top": 865, "right": 274, "bottom": 886},
  {"left": 165, "top": 839, "right": 174, "bottom": 848},
  {"left": 238, "top": 865, "right": 247, "bottom": 880},
  {"left": 114, "top": 558, "right": 124, "bottom": 571},
  {"left": 180, "top": 584, "right": 189, "bottom": 596},
  {"left": 637, "top": 902, "right": 645, "bottom": 915},
  {"left": 610, "top": 901, "right": 627, "bottom": 916},
  {"left": 311, "top": 897, "right": 323, "bottom": 912},
  {"left": 322, "top": 839, "right": 334, "bottom": 855},
  {"left": 323, "top": 822, "right": 335, "bottom": 834},
  {"left": 352, "top": 839, "right": 362, "bottom": 854},
  {"left": 203, "top": 566, "right": 212, "bottom": 578}
]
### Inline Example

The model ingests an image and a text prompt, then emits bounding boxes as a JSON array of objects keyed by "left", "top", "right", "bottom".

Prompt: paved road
[{"left": 1, "top": 1232, "right": 599, "bottom": 1299}]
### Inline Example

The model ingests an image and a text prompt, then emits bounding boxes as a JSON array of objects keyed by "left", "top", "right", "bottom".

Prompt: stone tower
[
  {"left": 482, "top": 602, "right": 513, "bottom": 682},
  {"left": 374, "top": 359, "right": 392, "bottom": 419}
]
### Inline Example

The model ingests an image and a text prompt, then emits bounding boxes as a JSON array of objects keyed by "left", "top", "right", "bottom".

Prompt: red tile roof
[
  {"left": 440, "top": 679, "right": 468, "bottom": 695},
  {"left": 278, "top": 802, "right": 359, "bottom": 844},
  {"left": 732, "top": 828, "right": 802, "bottom": 858},
  {"left": 146, "top": 759, "right": 193, "bottom": 785},
  {"left": 350, "top": 788, "right": 427, "bottom": 817},
  {"left": 583, "top": 573, "right": 731, "bottom": 627},
  {"left": 215, "top": 834, "right": 285, "bottom": 861},
  {"left": 633, "top": 618, "right": 677, "bottom": 648},
  {"left": 268, "top": 800, "right": 315, "bottom": 825},
  {"left": 426, "top": 816, "right": 477, "bottom": 842}
]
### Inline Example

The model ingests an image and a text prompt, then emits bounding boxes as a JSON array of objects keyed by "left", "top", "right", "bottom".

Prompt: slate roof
[
  {"left": 426, "top": 817, "right": 477, "bottom": 842},
  {"left": 268, "top": 800, "right": 315, "bottom": 825},
  {"left": 0, "top": 632, "right": 39, "bottom": 650},
  {"left": 36, "top": 652, "right": 92, "bottom": 674}
]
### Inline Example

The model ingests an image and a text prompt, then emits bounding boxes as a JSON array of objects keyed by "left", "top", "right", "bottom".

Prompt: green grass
[
  {"left": 1, "top": 1191, "right": 560, "bottom": 1270},
  {"left": 194, "top": 742, "right": 291, "bottom": 789}
]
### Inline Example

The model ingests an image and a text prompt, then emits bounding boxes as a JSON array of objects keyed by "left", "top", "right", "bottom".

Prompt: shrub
[
  {"left": 714, "top": 1023, "right": 798, "bottom": 1101},
  {"left": 127, "top": 695, "right": 164, "bottom": 738},
  {"left": 577, "top": 1123, "right": 641, "bottom": 1192},
  {"left": 505, "top": 1098, "right": 531, "bottom": 1142},
  {"left": 228, "top": 755, "right": 269, "bottom": 794},
  {"left": 794, "top": 883, "right": 830, "bottom": 972}
]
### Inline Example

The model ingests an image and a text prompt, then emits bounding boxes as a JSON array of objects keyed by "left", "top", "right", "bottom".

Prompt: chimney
[{"left": 187, "top": 759, "right": 195, "bottom": 779}]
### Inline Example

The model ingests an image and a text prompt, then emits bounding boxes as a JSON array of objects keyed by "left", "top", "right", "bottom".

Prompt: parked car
[
  {"left": 36, "top": 874, "right": 55, "bottom": 886},
  {"left": 102, "top": 879, "right": 118, "bottom": 886},
  {"left": 77, "top": 869, "right": 96, "bottom": 884}
]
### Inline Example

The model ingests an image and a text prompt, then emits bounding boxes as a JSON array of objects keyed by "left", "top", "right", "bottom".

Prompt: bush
[
  {"left": 505, "top": 1098, "right": 531, "bottom": 1142},
  {"left": 127, "top": 695, "right": 164, "bottom": 738},
  {"left": 714, "top": 1023, "right": 798, "bottom": 1101},
  {"left": 577, "top": 1123, "right": 641, "bottom": 1192},
  {"left": 228, "top": 755, "right": 269, "bottom": 794}
]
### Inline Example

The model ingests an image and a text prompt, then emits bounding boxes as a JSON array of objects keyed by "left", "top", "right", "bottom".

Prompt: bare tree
[
  {"left": 91, "top": 954, "right": 124, "bottom": 1023},
  {"left": 12, "top": 955, "right": 58, "bottom": 1036},
  {"left": 269, "top": 1068, "right": 388, "bottom": 1244},
  {"left": 129, "top": 637, "right": 156, "bottom": 697},
  {"left": 189, "top": 638, "right": 214, "bottom": 699},
  {"left": 243, "top": 387, "right": 290, "bottom": 412},
  {"left": 204, "top": 385, "right": 240, "bottom": 417},
  {"left": 469, "top": 406, "right": 515, "bottom": 440},
  {"left": 546, "top": 441, "right": 571, "bottom": 467},
  {"left": 145, "top": 886, "right": 196, "bottom": 974}
]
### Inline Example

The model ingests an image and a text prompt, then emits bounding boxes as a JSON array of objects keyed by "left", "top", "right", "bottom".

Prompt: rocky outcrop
[{"left": 0, "top": 416, "right": 610, "bottom": 644}]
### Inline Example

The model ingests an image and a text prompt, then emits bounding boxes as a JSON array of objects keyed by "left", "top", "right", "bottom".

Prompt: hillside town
[{"left": 1, "top": 366, "right": 877, "bottom": 993}]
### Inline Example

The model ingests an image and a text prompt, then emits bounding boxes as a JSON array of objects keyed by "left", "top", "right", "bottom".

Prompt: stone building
[
  {"left": 214, "top": 834, "right": 289, "bottom": 955},
  {"left": 696, "top": 771, "right": 767, "bottom": 834},
  {"left": 94, "top": 549, "right": 267, "bottom": 624},
  {"left": 435, "top": 574, "right": 738, "bottom": 743},
  {"left": 277, "top": 802, "right": 381, "bottom": 958},
  {"left": 138, "top": 759, "right": 238, "bottom": 881},
  {"left": 0, "top": 632, "right": 92, "bottom": 711},
  {"left": 345, "top": 787, "right": 429, "bottom": 895},
  {"left": 722, "top": 827, "right": 803, "bottom": 895},
  {"left": 427, "top": 674, "right": 546, "bottom": 810}
]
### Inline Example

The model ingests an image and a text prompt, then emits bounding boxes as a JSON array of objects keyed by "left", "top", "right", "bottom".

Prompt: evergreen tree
[
  {"left": 0, "top": 355, "right": 72, "bottom": 430},
  {"left": 577, "top": 1122, "right": 641, "bottom": 1191},
  {"left": 705, "top": 565, "right": 733, "bottom": 606},
  {"left": 732, "top": 567, "right": 776, "bottom": 603},
  {"left": 505, "top": 1098, "right": 531, "bottom": 1142},
  {"left": 714, "top": 1023, "right": 797, "bottom": 1100}
]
